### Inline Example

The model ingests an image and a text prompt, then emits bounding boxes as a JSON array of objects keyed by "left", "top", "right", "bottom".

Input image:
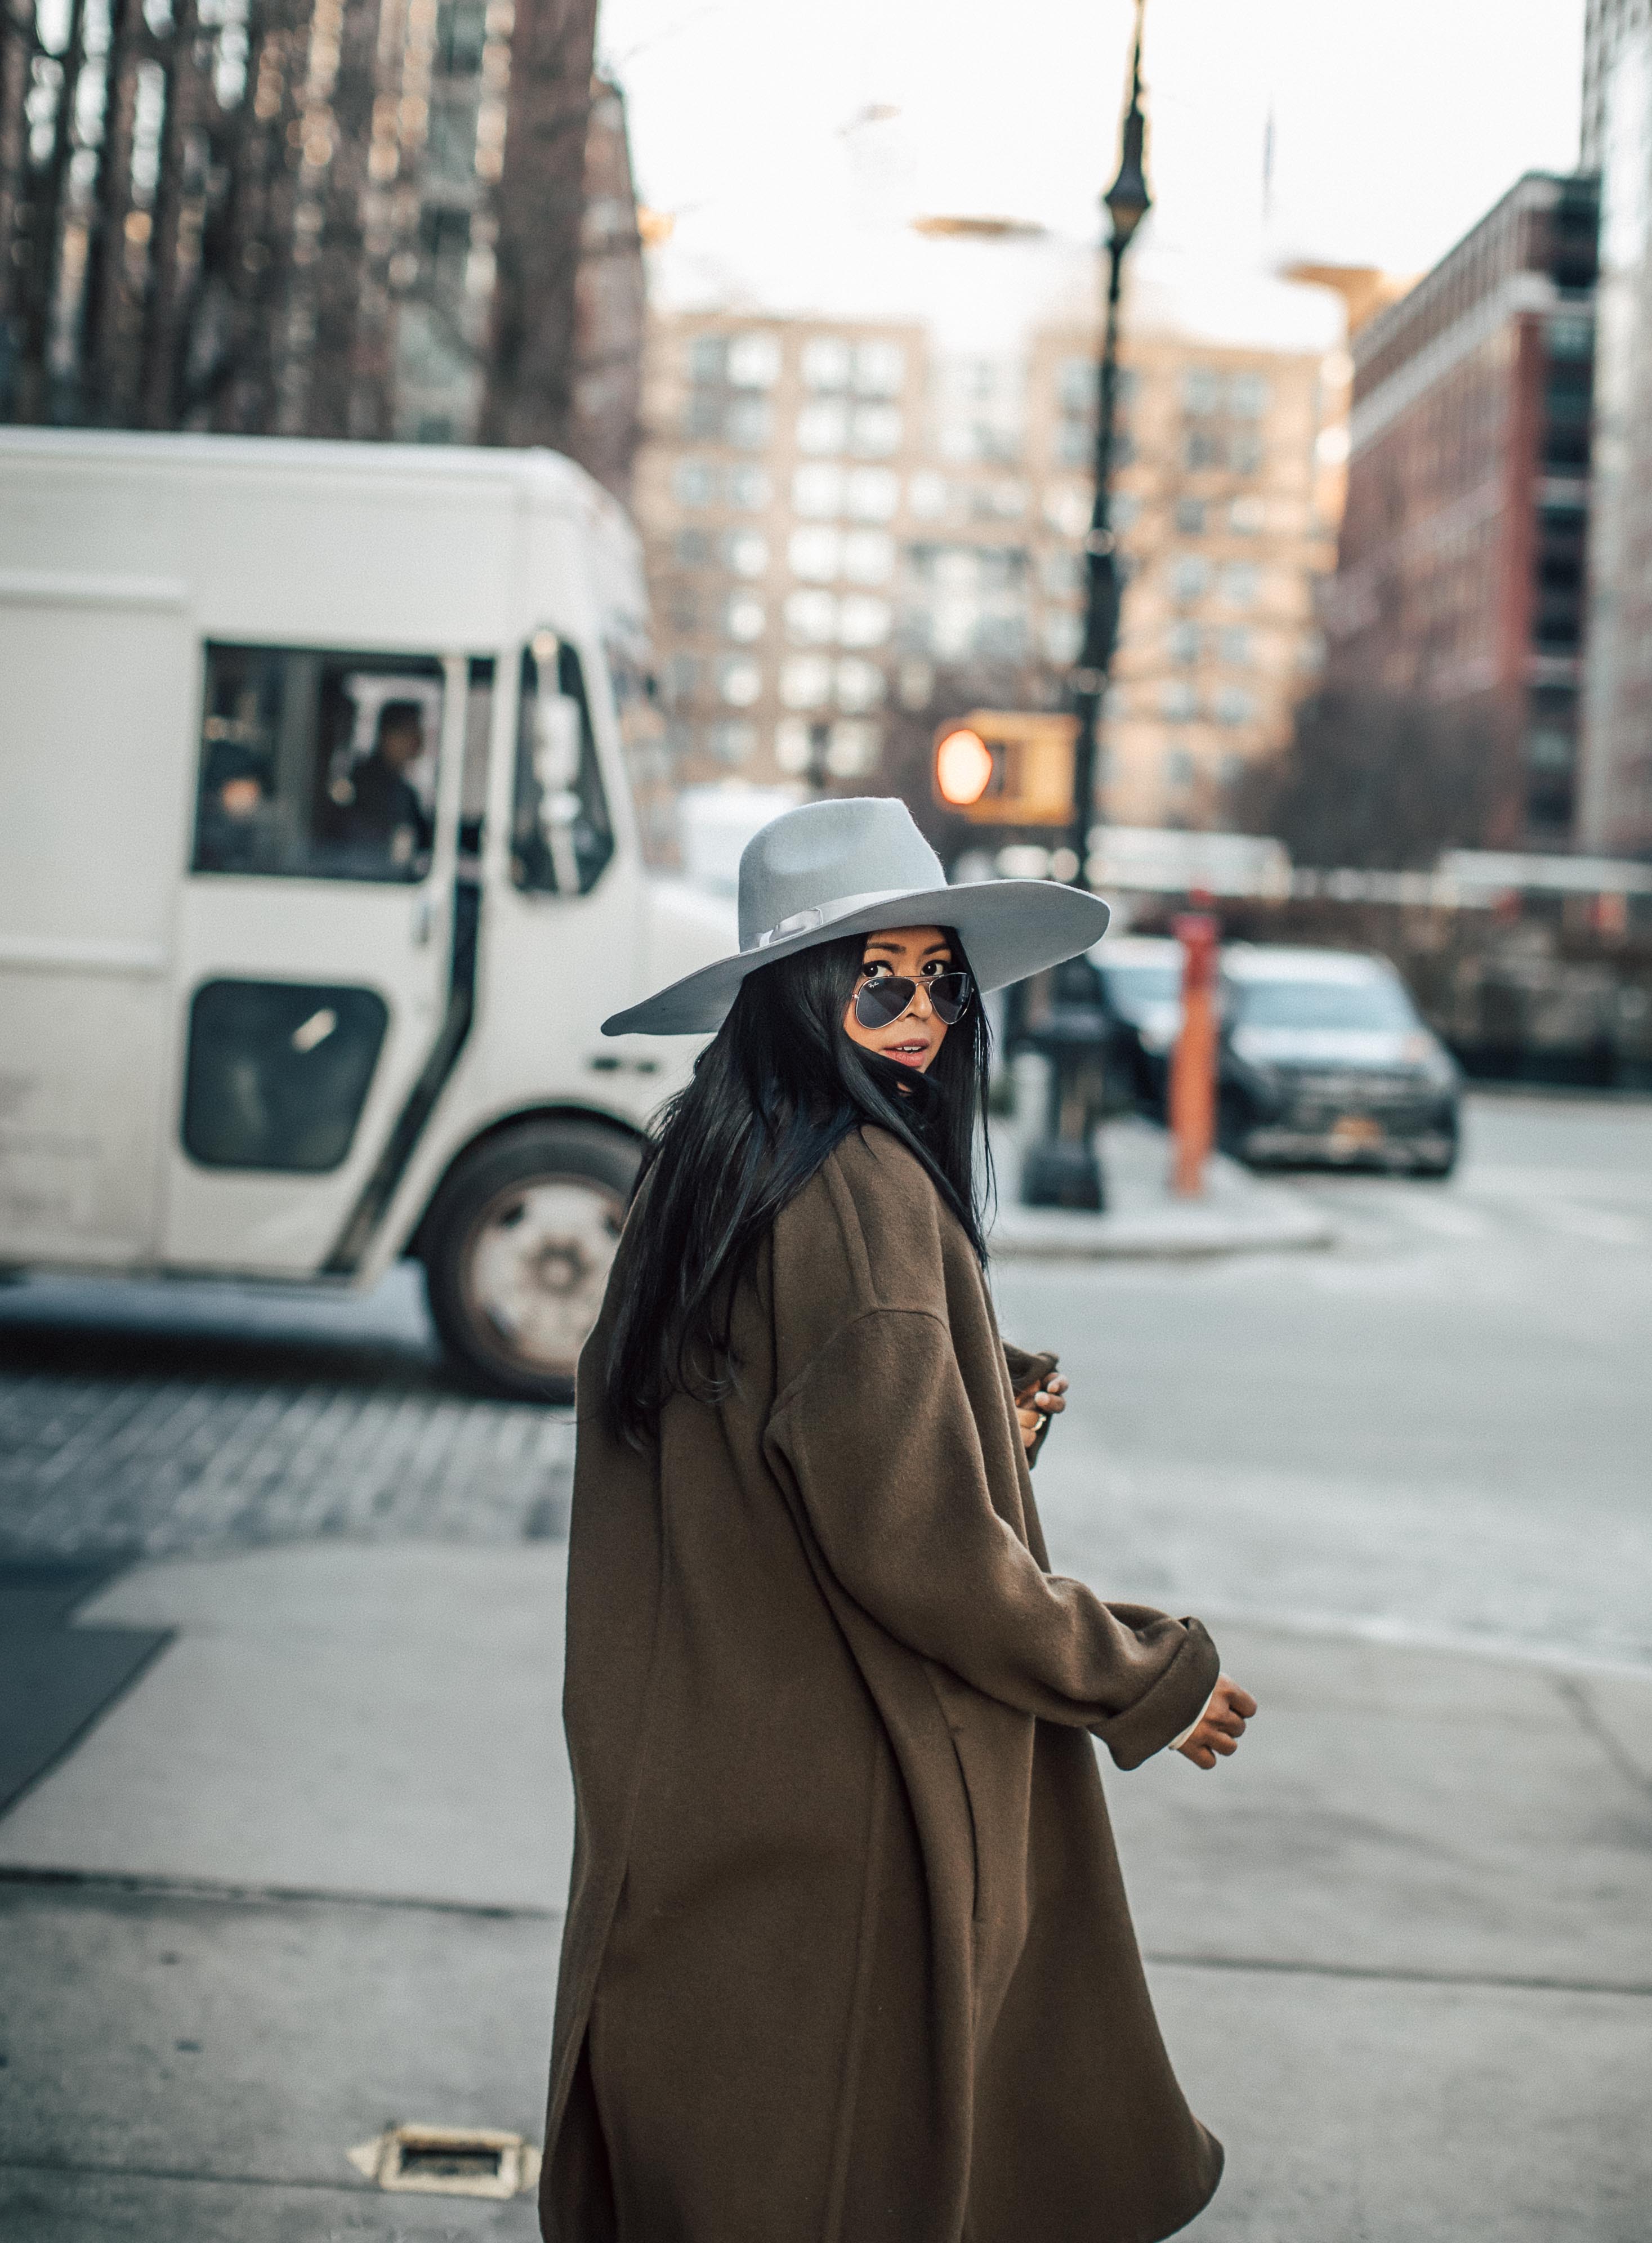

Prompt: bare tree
[
  {"left": 480, "top": 0, "right": 597, "bottom": 450},
  {"left": 1235, "top": 683, "right": 1508, "bottom": 869}
]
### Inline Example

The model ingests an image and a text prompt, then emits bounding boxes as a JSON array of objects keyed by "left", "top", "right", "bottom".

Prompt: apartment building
[
  {"left": 1323, "top": 171, "right": 1599, "bottom": 847},
  {"left": 636, "top": 307, "right": 1336, "bottom": 830},
  {"left": 1582, "top": 0, "right": 1652, "bottom": 852},
  {"left": 1028, "top": 326, "right": 1334, "bottom": 828}
]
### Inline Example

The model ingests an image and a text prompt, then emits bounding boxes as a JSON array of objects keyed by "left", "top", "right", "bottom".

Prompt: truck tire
[{"left": 421, "top": 1119, "right": 642, "bottom": 1402}]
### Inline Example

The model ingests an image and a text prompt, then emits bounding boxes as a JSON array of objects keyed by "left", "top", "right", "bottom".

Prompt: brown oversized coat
[{"left": 540, "top": 1126, "right": 1224, "bottom": 2243}]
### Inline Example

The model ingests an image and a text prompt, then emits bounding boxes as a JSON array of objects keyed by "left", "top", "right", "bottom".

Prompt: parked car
[
  {"left": 1090, "top": 933, "right": 1186, "bottom": 1114},
  {"left": 1218, "top": 946, "right": 1461, "bottom": 1176}
]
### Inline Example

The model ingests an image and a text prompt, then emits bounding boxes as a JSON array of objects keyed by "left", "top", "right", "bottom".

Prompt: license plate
[{"left": 1330, "top": 1114, "right": 1385, "bottom": 1147}]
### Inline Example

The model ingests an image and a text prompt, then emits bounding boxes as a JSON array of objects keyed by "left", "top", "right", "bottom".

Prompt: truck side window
[
  {"left": 194, "top": 644, "right": 445, "bottom": 883},
  {"left": 511, "top": 635, "right": 614, "bottom": 896}
]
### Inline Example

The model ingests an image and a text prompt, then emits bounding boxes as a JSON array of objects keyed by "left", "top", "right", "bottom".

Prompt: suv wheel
[{"left": 421, "top": 1119, "right": 641, "bottom": 1402}]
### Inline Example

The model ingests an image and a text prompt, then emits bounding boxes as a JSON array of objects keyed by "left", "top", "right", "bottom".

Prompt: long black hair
[{"left": 605, "top": 927, "right": 992, "bottom": 1445}]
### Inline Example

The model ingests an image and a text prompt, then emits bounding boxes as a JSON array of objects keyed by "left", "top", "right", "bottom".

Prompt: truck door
[
  {"left": 161, "top": 641, "right": 482, "bottom": 1278},
  {"left": 0, "top": 582, "right": 192, "bottom": 1268}
]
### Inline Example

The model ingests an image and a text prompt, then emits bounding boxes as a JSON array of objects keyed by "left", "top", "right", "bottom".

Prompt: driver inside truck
[{"left": 324, "top": 700, "right": 432, "bottom": 873}]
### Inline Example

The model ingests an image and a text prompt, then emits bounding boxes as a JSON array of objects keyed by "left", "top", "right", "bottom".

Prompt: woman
[{"left": 539, "top": 797, "right": 1253, "bottom": 2243}]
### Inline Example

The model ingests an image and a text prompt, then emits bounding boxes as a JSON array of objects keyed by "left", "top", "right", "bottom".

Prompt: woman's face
[{"left": 842, "top": 925, "right": 954, "bottom": 1074}]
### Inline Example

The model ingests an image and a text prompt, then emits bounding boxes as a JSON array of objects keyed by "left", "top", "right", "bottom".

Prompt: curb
[{"left": 988, "top": 1202, "right": 1334, "bottom": 1261}]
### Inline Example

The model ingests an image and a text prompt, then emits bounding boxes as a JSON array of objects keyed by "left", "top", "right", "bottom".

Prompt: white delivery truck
[{"left": 0, "top": 428, "right": 733, "bottom": 1397}]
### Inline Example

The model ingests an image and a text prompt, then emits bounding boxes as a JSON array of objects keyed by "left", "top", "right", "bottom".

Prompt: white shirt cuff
[{"left": 1169, "top": 1686, "right": 1217, "bottom": 1755}]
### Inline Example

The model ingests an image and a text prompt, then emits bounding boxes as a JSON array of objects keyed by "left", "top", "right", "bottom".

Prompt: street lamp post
[
  {"left": 1069, "top": 0, "right": 1151, "bottom": 886},
  {"left": 1019, "top": 0, "right": 1151, "bottom": 1210}
]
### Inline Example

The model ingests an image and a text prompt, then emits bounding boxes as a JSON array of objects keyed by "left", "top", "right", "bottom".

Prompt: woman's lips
[{"left": 885, "top": 1040, "right": 931, "bottom": 1067}]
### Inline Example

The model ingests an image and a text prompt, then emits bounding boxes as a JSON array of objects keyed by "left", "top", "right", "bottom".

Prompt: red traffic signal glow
[{"left": 935, "top": 727, "right": 994, "bottom": 807}]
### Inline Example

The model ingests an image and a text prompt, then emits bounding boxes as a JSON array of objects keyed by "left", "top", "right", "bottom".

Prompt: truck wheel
[{"left": 421, "top": 1120, "right": 642, "bottom": 1402}]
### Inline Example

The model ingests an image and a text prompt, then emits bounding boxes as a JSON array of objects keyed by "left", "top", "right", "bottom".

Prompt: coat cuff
[{"left": 1094, "top": 1618, "right": 1221, "bottom": 1772}]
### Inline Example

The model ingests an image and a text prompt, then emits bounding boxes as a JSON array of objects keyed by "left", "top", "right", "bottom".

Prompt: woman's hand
[
  {"left": 1015, "top": 1373, "right": 1068, "bottom": 1453},
  {"left": 1176, "top": 1675, "right": 1257, "bottom": 1770}
]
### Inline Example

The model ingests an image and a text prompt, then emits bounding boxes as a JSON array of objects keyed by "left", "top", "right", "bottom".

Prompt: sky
[{"left": 597, "top": 0, "right": 1587, "bottom": 353}]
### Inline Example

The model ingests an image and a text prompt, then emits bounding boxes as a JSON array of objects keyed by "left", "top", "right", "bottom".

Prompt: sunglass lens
[
  {"left": 855, "top": 976, "right": 916, "bottom": 1029},
  {"left": 929, "top": 972, "right": 972, "bottom": 1024}
]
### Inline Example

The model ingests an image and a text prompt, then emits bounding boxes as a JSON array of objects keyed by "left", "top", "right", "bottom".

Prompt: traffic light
[{"left": 931, "top": 709, "right": 1077, "bottom": 826}]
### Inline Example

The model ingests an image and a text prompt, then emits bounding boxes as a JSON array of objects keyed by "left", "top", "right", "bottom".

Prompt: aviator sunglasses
[{"left": 852, "top": 968, "right": 974, "bottom": 1030}]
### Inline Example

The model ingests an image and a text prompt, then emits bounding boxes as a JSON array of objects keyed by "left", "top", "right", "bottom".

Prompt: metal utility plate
[{"left": 347, "top": 2123, "right": 542, "bottom": 2199}]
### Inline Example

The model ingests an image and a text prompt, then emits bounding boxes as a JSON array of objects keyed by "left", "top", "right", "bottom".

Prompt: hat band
[{"left": 745, "top": 883, "right": 935, "bottom": 954}]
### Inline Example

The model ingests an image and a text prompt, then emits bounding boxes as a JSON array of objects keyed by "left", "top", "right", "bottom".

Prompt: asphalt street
[
  {"left": 1, "top": 1089, "right": 1648, "bottom": 2240},
  {"left": 996, "top": 1089, "right": 1652, "bottom": 1672}
]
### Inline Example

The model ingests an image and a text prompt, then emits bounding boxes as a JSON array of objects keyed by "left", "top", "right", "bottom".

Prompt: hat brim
[{"left": 602, "top": 879, "right": 1111, "bottom": 1037}]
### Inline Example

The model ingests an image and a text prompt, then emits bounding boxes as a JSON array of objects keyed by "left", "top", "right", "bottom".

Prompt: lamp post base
[{"left": 1020, "top": 1137, "right": 1106, "bottom": 1211}]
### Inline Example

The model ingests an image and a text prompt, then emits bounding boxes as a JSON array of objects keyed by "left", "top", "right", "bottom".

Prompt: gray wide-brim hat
[{"left": 602, "top": 796, "right": 1110, "bottom": 1038}]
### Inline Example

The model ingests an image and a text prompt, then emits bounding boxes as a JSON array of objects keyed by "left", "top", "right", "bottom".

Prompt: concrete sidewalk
[
  {"left": 2, "top": 1541, "right": 1649, "bottom": 2238},
  {"left": 988, "top": 1114, "right": 1334, "bottom": 1261}
]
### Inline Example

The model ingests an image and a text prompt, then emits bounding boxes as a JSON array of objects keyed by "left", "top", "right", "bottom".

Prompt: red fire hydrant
[{"left": 1168, "top": 909, "right": 1220, "bottom": 1198}]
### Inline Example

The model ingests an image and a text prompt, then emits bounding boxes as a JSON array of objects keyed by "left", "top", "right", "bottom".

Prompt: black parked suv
[{"left": 1218, "top": 945, "right": 1461, "bottom": 1176}]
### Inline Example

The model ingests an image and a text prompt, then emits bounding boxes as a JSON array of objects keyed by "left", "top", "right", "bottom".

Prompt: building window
[
  {"left": 846, "top": 466, "right": 900, "bottom": 520},
  {"left": 727, "top": 466, "right": 771, "bottom": 510},
  {"left": 666, "top": 588, "right": 698, "bottom": 633},
  {"left": 1043, "top": 611, "right": 1082, "bottom": 663},
  {"left": 798, "top": 400, "right": 850, "bottom": 454},
  {"left": 1217, "top": 626, "right": 1253, "bottom": 666},
  {"left": 836, "top": 658, "right": 887, "bottom": 711},
  {"left": 1160, "top": 682, "right": 1198, "bottom": 721},
  {"left": 725, "top": 395, "right": 773, "bottom": 449},
  {"left": 842, "top": 529, "right": 895, "bottom": 583},
  {"left": 1042, "top": 483, "right": 1088, "bottom": 537},
  {"left": 1230, "top": 497, "right": 1265, "bottom": 533},
  {"left": 725, "top": 530, "right": 768, "bottom": 577},
  {"left": 1057, "top": 418, "right": 1093, "bottom": 467},
  {"left": 673, "top": 459, "right": 716, "bottom": 508},
  {"left": 1168, "top": 621, "right": 1201, "bottom": 665},
  {"left": 855, "top": 342, "right": 905, "bottom": 396},
  {"left": 719, "top": 658, "right": 762, "bottom": 707},
  {"left": 1042, "top": 551, "right": 1082, "bottom": 596},
  {"left": 1229, "top": 372, "right": 1270, "bottom": 418},
  {"left": 789, "top": 526, "right": 841, "bottom": 580},
  {"left": 1213, "top": 685, "right": 1257, "bottom": 725},
  {"left": 850, "top": 403, "right": 902, "bottom": 457},
  {"left": 780, "top": 655, "right": 833, "bottom": 709},
  {"left": 1185, "top": 431, "right": 1224, "bottom": 470},
  {"left": 684, "top": 390, "right": 722, "bottom": 439},
  {"left": 775, "top": 718, "right": 816, "bottom": 771},
  {"left": 785, "top": 589, "right": 838, "bottom": 644},
  {"left": 675, "top": 528, "right": 713, "bottom": 567},
  {"left": 909, "top": 472, "right": 950, "bottom": 520},
  {"left": 801, "top": 337, "right": 852, "bottom": 390},
  {"left": 664, "top": 653, "right": 701, "bottom": 705},
  {"left": 1220, "top": 562, "right": 1260, "bottom": 605},
  {"left": 1175, "top": 498, "right": 1207, "bottom": 534},
  {"left": 839, "top": 595, "right": 892, "bottom": 648},
  {"left": 793, "top": 464, "right": 842, "bottom": 517},
  {"left": 1171, "top": 554, "right": 1211, "bottom": 600},
  {"left": 1230, "top": 431, "right": 1263, "bottom": 475},
  {"left": 724, "top": 595, "right": 765, "bottom": 644},
  {"left": 826, "top": 718, "right": 881, "bottom": 775},
  {"left": 1164, "top": 745, "right": 1196, "bottom": 788},
  {"left": 710, "top": 719, "right": 758, "bottom": 763},
  {"left": 726, "top": 332, "right": 782, "bottom": 387},
  {"left": 1181, "top": 367, "right": 1222, "bottom": 415},
  {"left": 1057, "top": 357, "right": 1092, "bottom": 410},
  {"left": 688, "top": 334, "right": 726, "bottom": 383}
]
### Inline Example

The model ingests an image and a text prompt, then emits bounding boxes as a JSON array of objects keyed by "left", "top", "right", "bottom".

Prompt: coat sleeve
[{"left": 767, "top": 1305, "right": 1218, "bottom": 1770}]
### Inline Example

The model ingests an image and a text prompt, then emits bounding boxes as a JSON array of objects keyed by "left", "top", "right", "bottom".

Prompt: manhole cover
[{"left": 347, "top": 2123, "right": 542, "bottom": 2199}]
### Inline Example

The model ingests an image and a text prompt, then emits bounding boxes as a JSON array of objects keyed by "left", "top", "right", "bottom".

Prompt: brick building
[
  {"left": 1581, "top": 0, "right": 1652, "bottom": 854},
  {"left": 1322, "top": 171, "right": 1600, "bottom": 846},
  {"left": 635, "top": 306, "right": 1336, "bottom": 832}
]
